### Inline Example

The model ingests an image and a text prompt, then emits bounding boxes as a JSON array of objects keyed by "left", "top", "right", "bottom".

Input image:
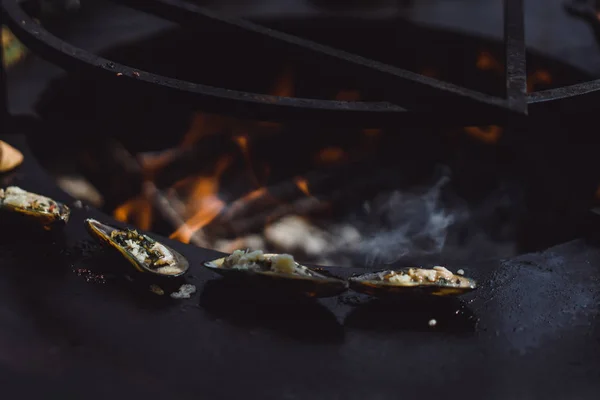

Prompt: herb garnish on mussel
[
  {"left": 0, "top": 186, "right": 70, "bottom": 227},
  {"left": 349, "top": 266, "right": 477, "bottom": 297},
  {"left": 204, "top": 250, "right": 348, "bottom": 298},
  {"left": 84, "top": 218, "right": 189, "bottom": 278}
]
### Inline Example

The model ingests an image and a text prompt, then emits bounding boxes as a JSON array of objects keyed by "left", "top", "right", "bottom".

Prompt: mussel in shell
[
  {"left": 0, "top": 186, "right": 70, "bottom": 227},
  {"left": 203, "top": 250, "right": 348, "bottom": 298},
  {"left": 348, "top": 266, "right": 477, "bottom": 297},
  {"left": 84, "top": 218, "right": 189, "bottom": 278}
]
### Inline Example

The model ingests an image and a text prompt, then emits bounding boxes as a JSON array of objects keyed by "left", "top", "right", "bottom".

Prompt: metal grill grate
[{"left": 1, "top": 0, "right": 599, "bottom": 127}]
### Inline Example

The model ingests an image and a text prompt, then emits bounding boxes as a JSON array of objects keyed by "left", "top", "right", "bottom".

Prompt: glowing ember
[
  {"left": 294, "top": 177, "right": 311, "bottom": 197},
  {"left": 476, "top": 51, "right": 503, "bottom": 73},
  {"left": 528, "top": 70, "right": 552, "bottom": 92},
  {"left": 234, "top": 135, "right": 248, "bottom": 150}
]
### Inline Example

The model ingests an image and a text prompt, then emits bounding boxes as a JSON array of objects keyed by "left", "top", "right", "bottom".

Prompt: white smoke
[{"left": 332, "top": 172, "right": 468, "bottom": 267}]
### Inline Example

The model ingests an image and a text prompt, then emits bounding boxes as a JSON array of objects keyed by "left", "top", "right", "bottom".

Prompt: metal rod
[{"left": 504, "top": 0, "right": 528, "bottom": 114}]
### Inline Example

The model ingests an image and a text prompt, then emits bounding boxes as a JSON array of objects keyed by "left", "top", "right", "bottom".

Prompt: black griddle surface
[{"left": 1, "top": 133, "right": 600, "bottom": 399}]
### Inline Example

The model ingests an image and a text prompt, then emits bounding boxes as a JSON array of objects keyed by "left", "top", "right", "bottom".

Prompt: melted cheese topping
[
  {"left": 114, "top": 231, "right": 180, "bottom": 274},
  {"left": 124, "top": 239, "right": 149, "bottom": 265},
  {"left": 385, "top": 266, "right": 471, "bottom": 288},
  {"left": 151, "top": 242, "right": 175, "bottom": 266},
  {"left": 0, "top": 186, "right": 61, "bottom": 215},
  {"left": 221, "top": 250, "right": 307, "bottom": 276}
]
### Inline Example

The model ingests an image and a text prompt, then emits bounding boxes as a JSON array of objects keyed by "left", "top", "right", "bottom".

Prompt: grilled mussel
[
  {"left": 84, "top": 218, "right": 189, "bottom": 278},
  {"left": 0, "top": 186, "right": 70, "bottom": 227},
  {"left": 349, "top": 266, "right": 477, "bottom": 298},
  {"left": 204, "top": 250, "right": 348, "bottom": 298}
]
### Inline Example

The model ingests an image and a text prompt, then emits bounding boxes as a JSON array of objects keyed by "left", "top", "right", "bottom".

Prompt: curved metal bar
[
  {"left": 112, "top": 0, "right": 517, "bottom": 117},
  {"left": 1, "top": 0, "right": 423, "bottom": 127},
  {"left": 527, "top": 79, "right": 600, "bottom": 113}
]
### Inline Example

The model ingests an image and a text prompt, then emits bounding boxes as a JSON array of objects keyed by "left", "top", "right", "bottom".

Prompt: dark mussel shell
[
  {"left": 85, "top": 218, "right": 189, "bottom": 278},
  {"left": 203, "top": 254, "right": 348, "bottom": 298},
  {"left": 0, "top": 186, "right": 70, "bottom": 228},
  {"left": 348, "top": 268, "right": 477, "bottom": 298}
]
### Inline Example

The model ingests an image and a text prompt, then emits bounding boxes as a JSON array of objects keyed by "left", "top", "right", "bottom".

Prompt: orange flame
[
  {"left": 169, "top": 156, "right": 232, "bottom": 243},
  {"left": 113, "top": 195, "right": 153, "bottom": 231},
  {"left": 294, "top": 177, "right": 311, "bottom": 197},
  {"left": 464, "top": 125, "right": 503, "bottom": 144},
  {"left": 169, "top": 197, "right": 223, "bottom": 244}
]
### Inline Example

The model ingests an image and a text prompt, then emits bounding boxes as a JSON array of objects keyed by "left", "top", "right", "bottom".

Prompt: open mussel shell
[
  {"left": 348, "top": 268, "right": 477, "bottom": 298},
  {"left": 203, "top": 254, "right": 348, "bottom": 298},
  {"left": 0, "top": 186, "right": 70, "bottom": 227},
  {"left": 84, "top": 218, "right": 189, "bottom": 278}
]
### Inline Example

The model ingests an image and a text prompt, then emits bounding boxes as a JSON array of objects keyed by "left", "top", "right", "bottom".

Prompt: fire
[
  {"left": 169, "top": 196, "right": 224, "bottom": 244},
  {"left": 110, "top": 63, "right": 382, "bottom": 249},
  {"left": 169, "top": 156, "right": 231, "bottom": 243},
  {"left": 464, "top": 125, "right": 502, "bottom": 144},
  {"left": 113, "top": 195, "right": 153, "bottom": 231},
  {"left": 294, "top": 177, "right": 311, "bottom": 197}
]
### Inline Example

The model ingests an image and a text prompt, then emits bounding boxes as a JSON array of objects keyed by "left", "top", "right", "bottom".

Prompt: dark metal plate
[{"left": 1, "top": 133, "right": 600, "bottom": 399}]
